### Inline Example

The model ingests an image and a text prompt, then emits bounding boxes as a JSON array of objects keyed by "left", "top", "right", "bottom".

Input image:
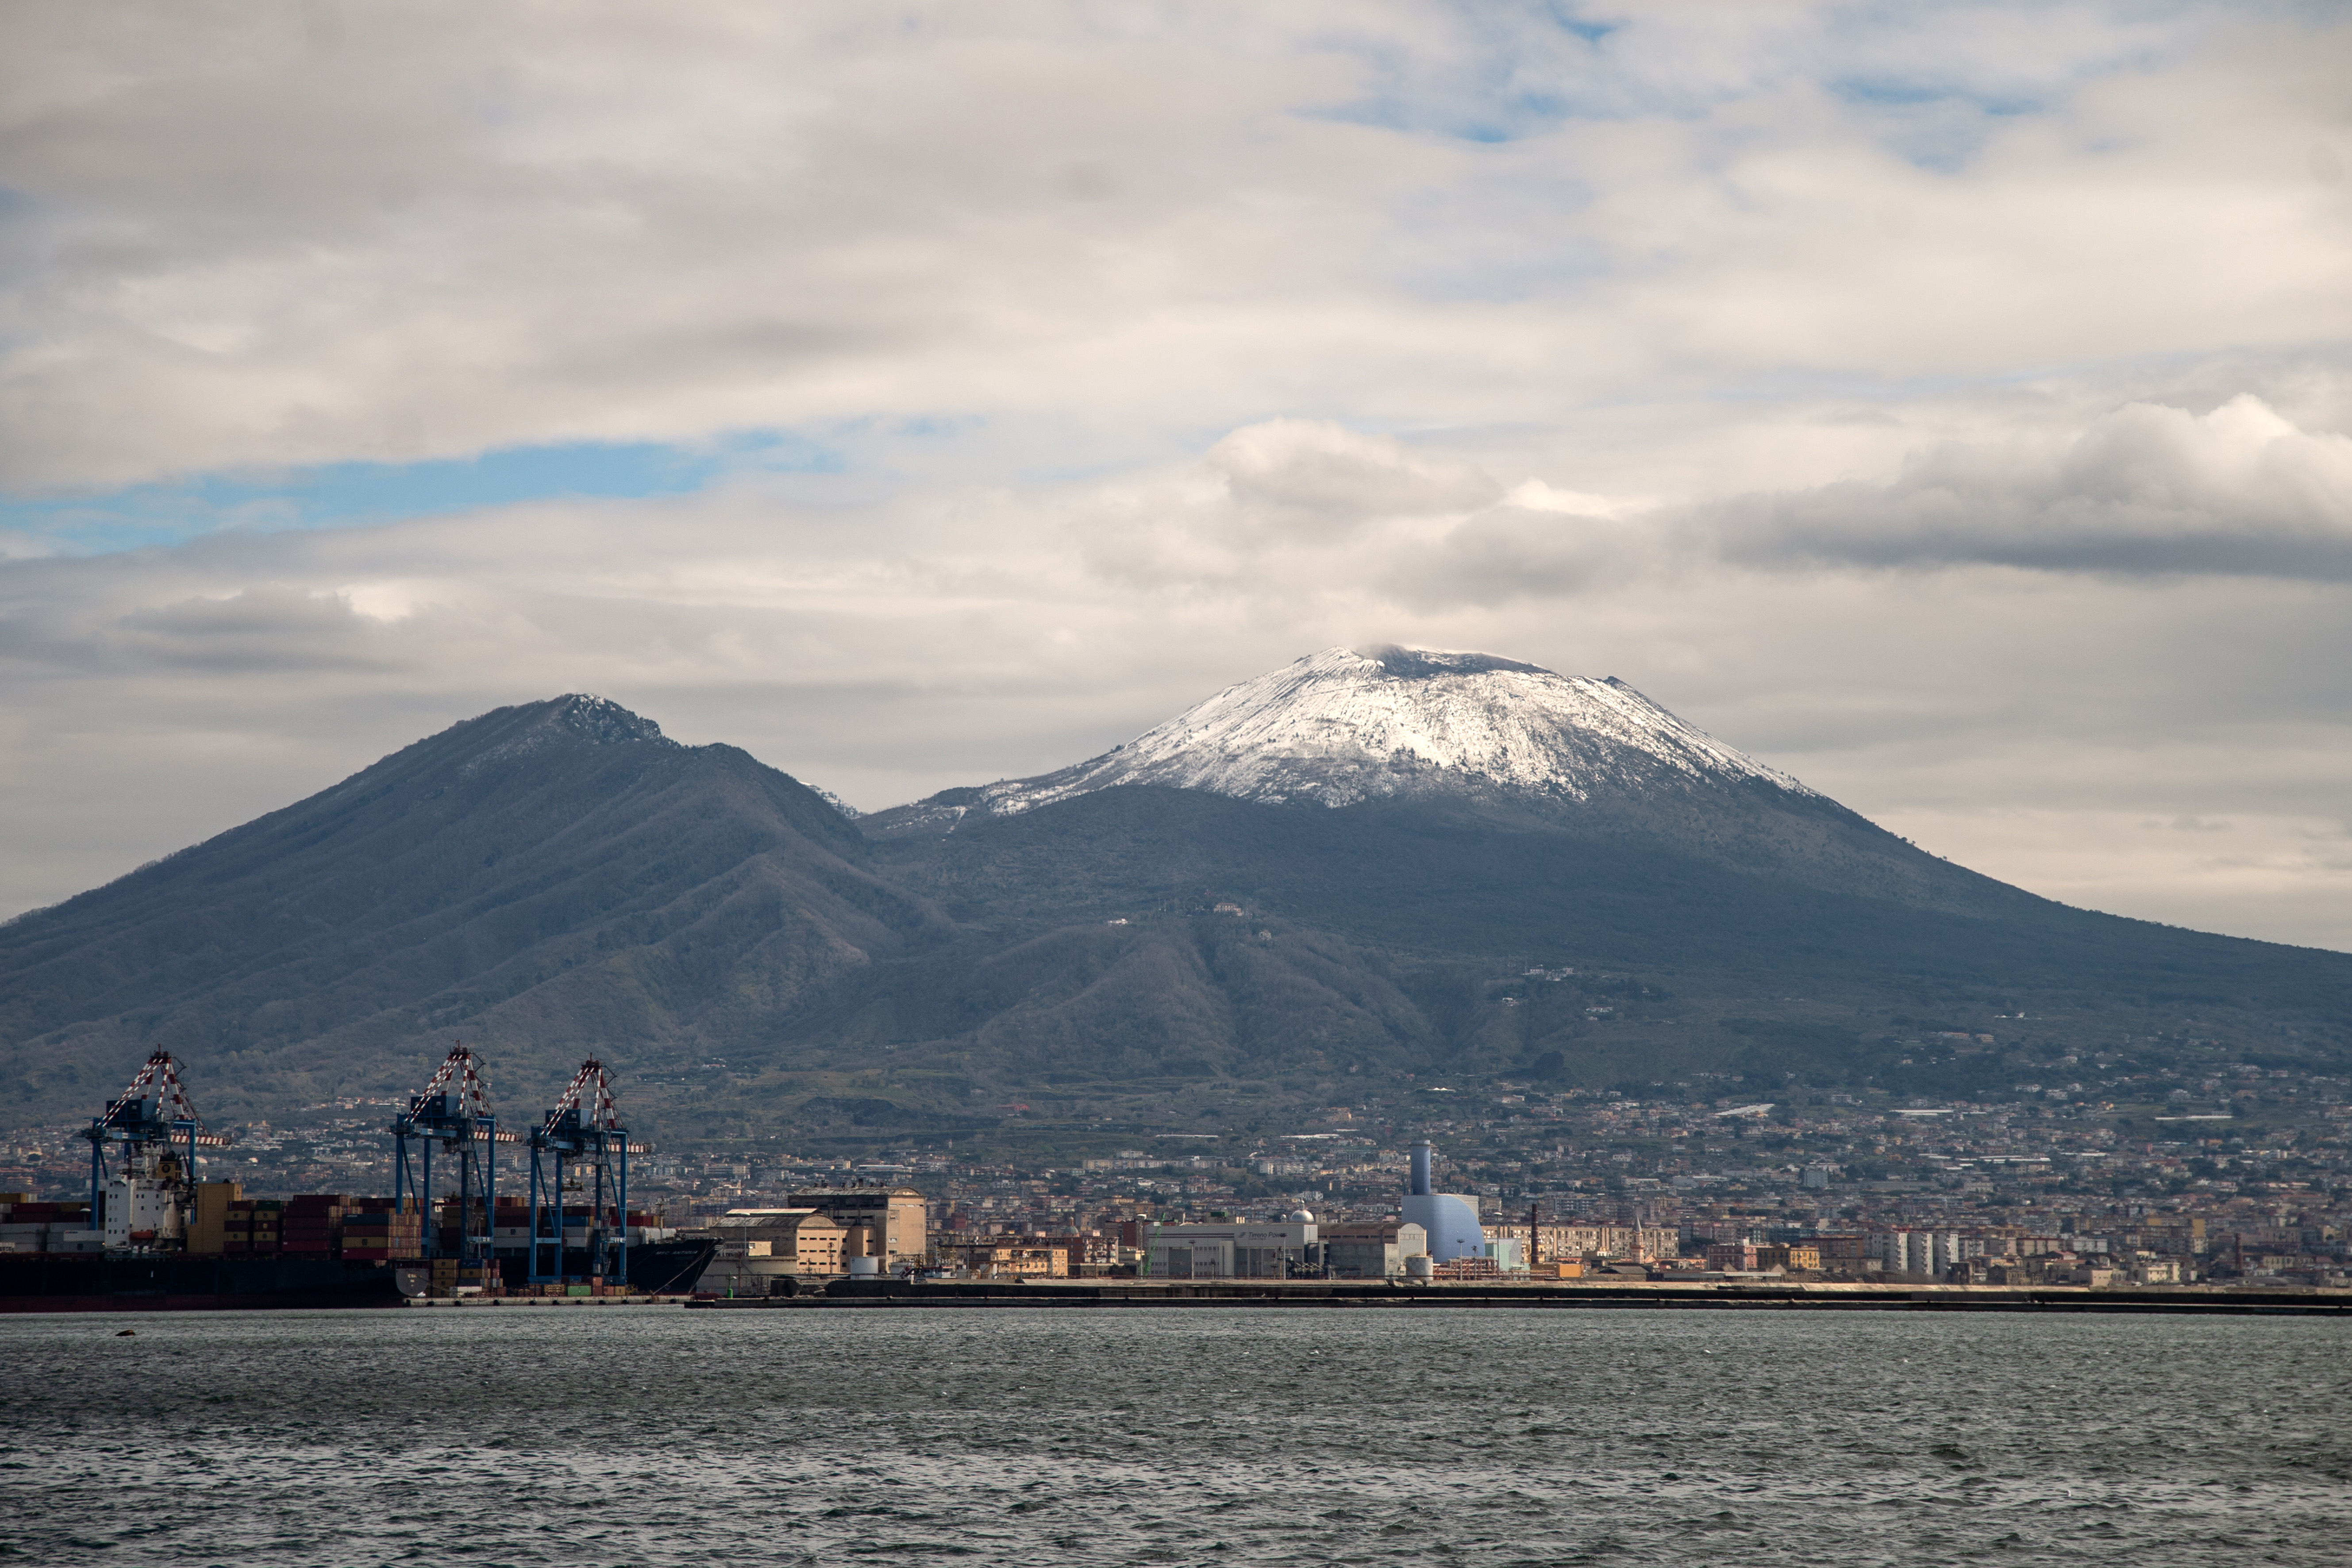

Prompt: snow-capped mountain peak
[{"left": 898, "top": 647, "right": 1808, "bottom": 828}]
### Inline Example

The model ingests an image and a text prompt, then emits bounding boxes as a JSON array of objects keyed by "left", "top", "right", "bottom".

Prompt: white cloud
[
  {"left": 1504, "top": 481, "right": 1645, "bottom": 518},
  {"left": 3, "top": 407, "right": 2349, "bottom": 944},
  {"left": 4, "top": 4, "right": 2348, "bottom": 495},
  {"left": 1205, "top": 420, "right": 1499, "bottom": 531},
  {"left": 4, "top": 4, "right": 2352, "bottom": 951},
  {"left": 1705, "top": 395, "right": 2352, "bottom": 578}
]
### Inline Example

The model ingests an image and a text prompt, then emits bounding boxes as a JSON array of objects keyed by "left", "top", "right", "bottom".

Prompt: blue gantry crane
[
  {"left": 526, "top": 1058, "right": 644, "bottom": 1287},
  {"left": 391, "top": 1043, "right": 512, "bottom": 1268},
  {"left": 80, "top": 1050, "right": 229, "bottom": 1244}
]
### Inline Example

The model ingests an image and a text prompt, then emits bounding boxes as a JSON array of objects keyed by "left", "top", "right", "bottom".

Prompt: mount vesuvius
[{"left": 2, "top": 649, "right": 2344, "bottom": 1141}]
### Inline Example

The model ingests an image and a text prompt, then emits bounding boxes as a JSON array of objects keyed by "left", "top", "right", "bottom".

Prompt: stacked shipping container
[
  {"left": 221, "top": 1198, "right": 282, "bottom": 1252},
  {"left": 189, "top": 1188, "right": 365, "bottom": 1257},
  {"left": 424, "top": 1256, "right": 504, "bottom": 1296},
  {"left": 280, "top": 1194, "right": 347, "bottom": 1256},
  {"left": 0, "top": 1198, "right": 99, "bottom": 1253},
  {"left": 341, "top": 1202, "right": 425, "bottom": 1261}
]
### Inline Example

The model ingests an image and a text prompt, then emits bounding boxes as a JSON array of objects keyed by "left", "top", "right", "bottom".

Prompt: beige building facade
[
  {"left": 1484, "top": 1223, "right": 1678, "bottom": 1263},
  {"left": 691, "top": 1207, "right": 847, "bottom": 1296},
  {"left": 787, "top": 1185, "right": 928, "bottom": 1266},
  {"left": 950, "top": 1241, "right": 1070, "bottom": 1279}
]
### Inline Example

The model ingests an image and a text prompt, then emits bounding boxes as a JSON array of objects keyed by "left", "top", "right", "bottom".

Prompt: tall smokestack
[{"left": 1410, "top": 1141, "right": 1432, "bottom": 1196}]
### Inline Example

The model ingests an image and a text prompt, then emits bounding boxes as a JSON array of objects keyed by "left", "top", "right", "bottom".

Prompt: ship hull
[
  {"left": 623, "top": 1239, "right": 718, "bottom": 1294},
  {"left": 489, "top": 1239, "right": 717, "bottom": 1295},
  {"left": 0, "top": 1239, "right": 715, "bottom": 1312},
  {"left": 0, "top": 1253, "right": 406, "bottom": 1312}
]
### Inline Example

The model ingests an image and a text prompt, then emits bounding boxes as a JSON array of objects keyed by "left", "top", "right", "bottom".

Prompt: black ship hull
[
  {"left": 490, "top": 1239, "right": 716, "bottom": 1295},
  {"left": 0, "top": 1252, "right": 407, "bottom": 1312},
  {"left": 0, "top": 1239, "right": 716, "bottom": 1312},
  {"left": 624, "top": 1238, "right": 717, "bottom": 1294}
]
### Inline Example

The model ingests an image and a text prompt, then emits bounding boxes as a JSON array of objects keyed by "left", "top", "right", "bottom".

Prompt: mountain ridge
[
  {"left": 2, "top": 663, "right": 2346, "bottom": 1142},
  {"left": 0, "top": 694, "right": 948, "bottom": 1124}
]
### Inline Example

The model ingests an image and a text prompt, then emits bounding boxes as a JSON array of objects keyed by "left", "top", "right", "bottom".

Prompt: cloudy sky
[{"left": 4, "top": 2, "right": 2350, "bottom": 950}]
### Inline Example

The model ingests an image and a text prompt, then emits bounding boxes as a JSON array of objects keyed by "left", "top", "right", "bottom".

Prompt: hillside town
[{"left": 11, "top": 1068, "right": 2347, "bottom": 1291}]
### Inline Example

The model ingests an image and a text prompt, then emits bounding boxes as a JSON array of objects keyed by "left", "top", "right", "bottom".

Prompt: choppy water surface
[{"left": 2, "top": 1306, "right": 2347, "bottom": 1565}]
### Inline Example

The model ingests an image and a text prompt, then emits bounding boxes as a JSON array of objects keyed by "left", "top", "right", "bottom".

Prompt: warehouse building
[
  {"left": 1320, "top": 1220, "right": 1426, "bottom": 1279},
  {"left": 787, "top": 1183, "right": 928, "bottom": 1267},
  {"left": 689, "top": 1207, "right": 847, "bottom": 1296},
  {"left": 1146, "top": 1211, "right": 1319, "bottom": 1279}
]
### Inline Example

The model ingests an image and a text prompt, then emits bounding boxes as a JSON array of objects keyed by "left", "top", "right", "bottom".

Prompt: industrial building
[
  {"left": 786, "top": 1183, "right": 928, "bottom": 1267},
  {"left": 1146, "top": 1212, "right": 1319, "bottom": 1279},
  {"left": 1319, "top": 1220, "right": 1425, "bottom": 1279},
  {"left": 687, "top": 1207, "right": 847, "bottom": 1296},
  {"left": 1399, "top": 1142, "right": 1486, "bottom": 1262}
]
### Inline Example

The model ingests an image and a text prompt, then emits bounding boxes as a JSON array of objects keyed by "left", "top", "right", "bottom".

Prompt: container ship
[
  {"left": 0, "top": 1047, "right": 713, "bottom": 1312},
  {"left": 0, "top": 1196, "right": 719, "bottom": 1312}
]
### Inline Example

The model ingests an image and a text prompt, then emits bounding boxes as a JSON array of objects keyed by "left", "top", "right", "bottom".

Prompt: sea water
[{"left": 1, "top": 1306, "right": 2346, "bottom": 1565}]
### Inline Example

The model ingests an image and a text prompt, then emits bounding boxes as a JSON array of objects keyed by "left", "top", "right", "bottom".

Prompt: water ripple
[{"left": 1, "top": 1308, "right": 2346, "bottom": 1565}]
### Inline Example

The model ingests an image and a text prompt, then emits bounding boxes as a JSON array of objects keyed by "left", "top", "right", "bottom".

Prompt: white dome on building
[{"left": 1286, "top": 1208, "right": 1315, "bottom": 1224}]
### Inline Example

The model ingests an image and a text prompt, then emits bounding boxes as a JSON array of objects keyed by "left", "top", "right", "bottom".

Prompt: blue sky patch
[{"left": 1, "top": 431, "right": 843, "bottom": 555}]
